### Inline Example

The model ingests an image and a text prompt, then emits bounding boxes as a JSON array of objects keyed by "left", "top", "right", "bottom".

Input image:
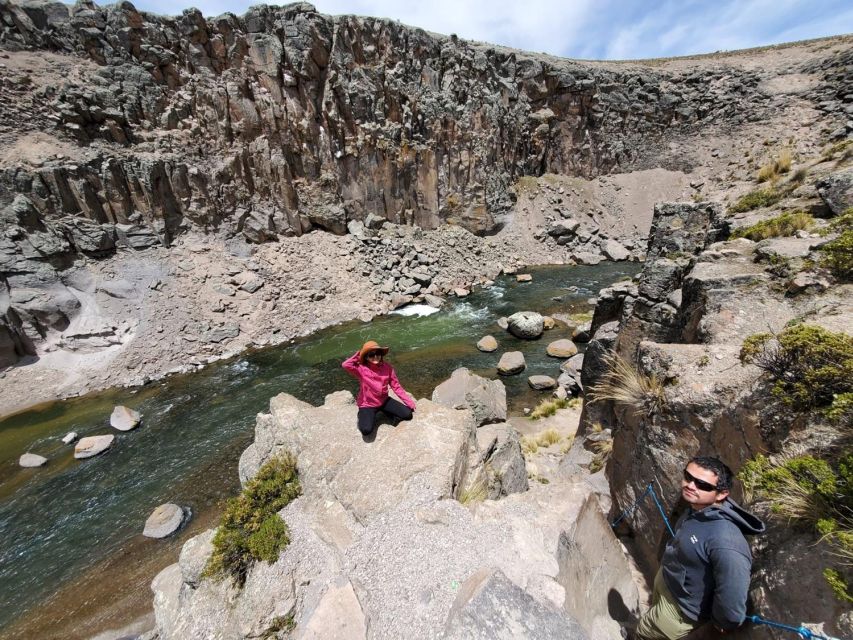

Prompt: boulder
[
  {"left": 542, "top": 316, "right": 556, "bottom": 330},
  {"left": 61, "top": 431, "right": 78, "bottom": 444},
  {"left": 572, "top": 322, "right": 592, "bottom": 343},
  {"left": 497, "top": 317, "right": 509, "bottom": 330},
  {"left": 110, "top": 405, "right": 142, "bottom": 431},
  {"left": 74, "top": 435, "right": 115, "bottom": 459},
  {"left": 143, "top": 503, "right": 188, "bottom": 539},
  {"left": 516, "top": 274, "right": 533, "bottom": 282},
  {"left": 432, "top": 368, "right": 507, "bottom": 426},
  {"left": 507, "top": 311, "right": 544, "bottom": 339},
  {"left": 546, "top": 339, "right": 578, "bottom": 358},
  {"left": 497, "top": 352, "right": 526, "bottom": 375},
  {"left": 300, "top": 576, "right": 368, "bottom": 639},
  {"left": 547, "top": 219, "right": 580, "bottom": 237},
  {"left": 528, "top": 375, "right": 557, "bottom": 390},
  {"left": 476, "top": 335, "right": 498, "bottom": 352},
  {"left": 444, "top": 568, "right": 589, "bottom": 640},
  {"left": 178, "top": 528, "right": 216, "bottom": 587},
  {"left": 560, "top": 354, "right": 585, "bottom": 379},
  {"left": 816, "top": 167, "right": 853, "bottom": 215},
  {"left": 19, "top": 452, "right": 47, "bottom": 467},
  {"left": 454, "top": 288, "right": 470, "bottom": 298},
  {"left": 475, "top": 423, "right": 528, "bottom": 496},
  {"left": 601, "top": 239, "right": 630, "bottom": 261}
]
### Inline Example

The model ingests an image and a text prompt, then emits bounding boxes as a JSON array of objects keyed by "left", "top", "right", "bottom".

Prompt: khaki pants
[{"left": 636, "top": 569, "right": 701, "bottom": 640}]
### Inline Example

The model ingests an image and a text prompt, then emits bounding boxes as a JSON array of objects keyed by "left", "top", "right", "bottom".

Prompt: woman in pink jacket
[{"left": 342, "top": 340, "right": 416, "bottom": 435}]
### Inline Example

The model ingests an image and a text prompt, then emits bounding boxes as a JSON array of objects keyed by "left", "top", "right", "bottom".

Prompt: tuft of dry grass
[
  {"left": 756, "top": 149, "right": 792, "bottom": 183},
  {"left": 458, "top": 476, "right": 489, "bottom": 504},
  {"left": 587, "top": 353, "right": 668, "bottom": 417},
  {"left": 521, "top": 436, "right": 539, "bottom": 455},
  {"left": 529, "top": 397, "right": 574, "bottom": 420},
  {"left": 537, "top": 428, "right": 562, "bottom": 447}
]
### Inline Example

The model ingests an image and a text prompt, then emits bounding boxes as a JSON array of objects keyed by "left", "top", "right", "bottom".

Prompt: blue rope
[
  {"left": 612, "top": 487, "right": 841, "bottom": 640},
  {"left": 747, "top": 614, "right": 840, "bottom": 640},
  {"left": 610, "top": 482, "right": 675, "bottom": 537}
]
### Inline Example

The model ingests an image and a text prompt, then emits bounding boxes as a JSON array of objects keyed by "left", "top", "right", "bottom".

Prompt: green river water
[{"left": 0, "top": 262, "right": 639, "bottom": 639}]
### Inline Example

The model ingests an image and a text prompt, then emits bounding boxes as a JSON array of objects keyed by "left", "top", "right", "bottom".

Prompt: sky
[{"left": 100, "top": 0, "right": 853, "bottom": 60}]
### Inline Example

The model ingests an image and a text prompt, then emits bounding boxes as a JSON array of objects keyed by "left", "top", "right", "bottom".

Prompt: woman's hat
[{"left": 359, "top": 340, "right": 390, "bottom": 363}]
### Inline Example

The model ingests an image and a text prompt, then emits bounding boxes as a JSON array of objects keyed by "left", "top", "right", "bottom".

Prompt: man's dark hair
[{"left": 689, "top": 456, "right": 733, "bottom": 491}]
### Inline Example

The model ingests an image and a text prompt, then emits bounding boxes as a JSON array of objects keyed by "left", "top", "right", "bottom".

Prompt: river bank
[{"left": 0, "top": 168, "right": 694, "bottom": 421}]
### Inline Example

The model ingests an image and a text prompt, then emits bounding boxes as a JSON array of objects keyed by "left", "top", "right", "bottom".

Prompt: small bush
[
  {"left": 822, "top": 139, "right": 852, "bottom": 161},
  {"left": 521, "top": 436, "right": 539, "bottom": 455},
  {"left": 756, "top": 150, "right": 792, "bottom": 183},
  {"left": 536, "top": 428, "right": 563, "bottom": 447},
  {"left": 825, "top": 208, "right": 853, "bottom": 235},
  {"left": 729, "top": 188, "right": 783, "bottom": 213},
  {"left": 739, "top": 325, "right": 853, "bottom": 411},
  {"left": 529, "top": 397, "right": 573, "bottom": 420},
  {"left": 589, "top": 438, "right": 613, "bottom": 473},
  {"left": 731, "top": 210, "right": 814, "bottom": 241},
  {"left": 204, "top": 452, "right": 301, "bottom": 586},
  {"left": 824, "top": 568, "right": 853, "bottom": 603},
  {"left": 587, "top": 353, "right": 667, "bottom": 417},
  {"left": 458, "top": 476, "right": 489, "bottom": 504},
  {"left": 818, "top": 229, "right": 853, "bottom": 281},
  {"left": 741, "top": 453, "right": 853, "bottom": 601}
]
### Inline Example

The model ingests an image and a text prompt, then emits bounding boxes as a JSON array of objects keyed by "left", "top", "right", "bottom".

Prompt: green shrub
[
  {"left": 731, "top": 210, "right": 814, "bottom": 241},
  {"left": 824, "top": 568, "right": 853, "bottom": 604},
  {"left": 818, "top": 229, "right": 853, "bottom": 281},
  {"left": 739, "top": 324, "right": 853, "bottom": 411},
  {"left": 729, "top": 188, "right": 782, "bottom": 213},
  {"left": 741, "top": 453, "right": 853, "bottom": 602},
  {"left": 204, "top": 452, "right": 301, "bottom": 586},
  {"left": 529, "top": 397, "right": 576, "bottom": 420}
]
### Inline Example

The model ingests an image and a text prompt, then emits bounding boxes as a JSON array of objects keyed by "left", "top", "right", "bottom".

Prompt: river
[{"left": 0, "top": 262, "right": 639, "bottom": 639}]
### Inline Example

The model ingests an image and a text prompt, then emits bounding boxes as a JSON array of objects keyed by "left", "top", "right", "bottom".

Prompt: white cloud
[{"left": 97, "top": 0, "right": 853, "bottom": 59}]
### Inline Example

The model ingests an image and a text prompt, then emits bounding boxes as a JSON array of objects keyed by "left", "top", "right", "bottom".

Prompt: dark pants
[{"left": 357, "top": 398, "right": 413, "bottom": 435}]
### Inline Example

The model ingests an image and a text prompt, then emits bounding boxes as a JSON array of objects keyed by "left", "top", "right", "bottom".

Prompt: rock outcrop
[
  {"left": 579, "top": 199, "right": 853, "bottom": 637},
  {"left": 152, "top": 387, "right": 638, "bottom": 639}
]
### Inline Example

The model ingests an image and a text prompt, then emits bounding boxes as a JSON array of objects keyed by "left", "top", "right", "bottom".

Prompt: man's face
[{"left": 681, "top": 462, "right": 729, "bottom": 510}]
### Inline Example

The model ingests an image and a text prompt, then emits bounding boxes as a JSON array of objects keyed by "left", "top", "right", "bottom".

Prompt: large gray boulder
[
  {"left": 476, "top": 335, "right": 498, "bottom": 352},
  {"left": 475, "top": 423, "right": 528, "bottom": 497},
  {"left": 110, "top": 405, "right": 142, "bottom": 431},
  {"left": 143, "top": 503, "right": 188, "bottom": 539},
  {"left": 432, "top": 367, "right": 507, "bottom": 426},
  {"left": 497, "top": 351, "right": 526, "bottom": 375},
  {"left": 507, "top": 312, "right": 544, "bottom": 339},
  {"left": 444, "top": 568, "right": 589, "bottom": 640},
  {"left": 816, "top": 167, "right": 853, "bottom": 215},
  {"left": 546, "top": 339, "right": 578, "bottom": 358}
]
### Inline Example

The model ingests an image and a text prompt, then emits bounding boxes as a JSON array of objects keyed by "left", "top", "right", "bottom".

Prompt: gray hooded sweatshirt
[{"left": 661, "top": 497, "right": 765, "bottom": 630}]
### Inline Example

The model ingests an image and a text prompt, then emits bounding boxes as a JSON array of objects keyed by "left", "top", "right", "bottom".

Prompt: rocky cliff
[
  {"left": 580, "top": 186, "right": 852, "bottom": 636},
  {"left": 1, "top": 0, "right": 851, "bottom": 404}
]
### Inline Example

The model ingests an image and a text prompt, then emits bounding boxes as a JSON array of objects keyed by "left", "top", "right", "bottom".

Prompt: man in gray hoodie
[{"left": 636, "top": 456, "right": 765, "bottom": 640}]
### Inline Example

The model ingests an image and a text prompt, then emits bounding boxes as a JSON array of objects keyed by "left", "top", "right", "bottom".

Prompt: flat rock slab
[
  {"left": 546, "top": 339, "right": 578, "bottom": 358},
  {"left": 497, "top": 351, "right": 526, "bottom": 375},
  {"left": 74, "top": 435, "right": 115, "bottom": 459},
  {"left": 144, "top": 503, "right": 187, "bottom": 538},
  {"left": 111, "top": 405, "right": 141, "bottom": 431},
  {"left": 20, "top": 453, "right": 47, "bottom": 467},
  {"left": 516, "top": 274, "right": 532, "bottom": 282},
  {"left": 528, "top": 375, "right": 557, "bottom": 390},
  {"left": 476, "top": 335, "right": 498, "bottom": 352},
  {"left": 444, "top": 568, "right": 589, "bottom": 640}
]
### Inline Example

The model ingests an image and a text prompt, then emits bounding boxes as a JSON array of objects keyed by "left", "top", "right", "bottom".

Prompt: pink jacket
[{"left": 342, "top": 352, "right": 416, "bottom": 410}]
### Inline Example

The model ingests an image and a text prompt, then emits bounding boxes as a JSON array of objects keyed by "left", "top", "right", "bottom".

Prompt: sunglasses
[
  {"left": 366, "top": 351, "right": 383, "bottom": 358},
  {"left": 683, "top": 469, "right": 718, "bottom": 492}
]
